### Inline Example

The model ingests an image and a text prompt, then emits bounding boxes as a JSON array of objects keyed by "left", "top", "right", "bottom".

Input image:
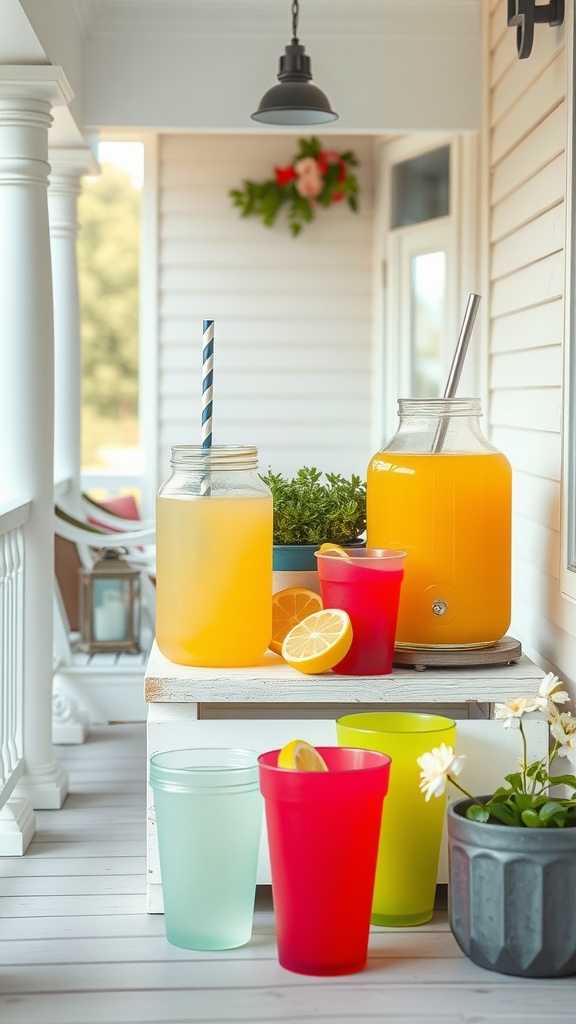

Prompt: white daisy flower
[
  {"left": 494, "top": 696, "right": 541, "bottom": 728},
  {"left": 417, "top": 744, "right": 466, "bottom": 802},
  {"left": 550, "top": 711, "right": 576, "bottom": 758},
  {"left": 536, "top": 672, "right": 570, "bottom": 717}
]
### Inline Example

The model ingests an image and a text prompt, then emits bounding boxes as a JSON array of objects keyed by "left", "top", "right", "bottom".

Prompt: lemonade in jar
[
  {"left": 156, "top": 445, "right": 273, "bottom": 666},
  {"left": 367, "top": 398, "right": 511, "bottom": 648}
]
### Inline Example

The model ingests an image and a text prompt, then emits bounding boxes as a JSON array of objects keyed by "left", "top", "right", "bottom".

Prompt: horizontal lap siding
[
  {"left": 157, "top": 134, "right": 375, "bottom": 481},
  {"left": 486, "top": 2, "right": 568, "bottom": 671}
]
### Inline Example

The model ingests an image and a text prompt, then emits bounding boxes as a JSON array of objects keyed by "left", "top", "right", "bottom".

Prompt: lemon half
[{"left": 281, "top": 608, "right": 353, "bottom": 674}]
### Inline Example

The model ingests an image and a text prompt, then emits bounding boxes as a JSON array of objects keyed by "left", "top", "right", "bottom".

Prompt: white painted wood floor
[{"left": 1, "top": 724, "right": 575, "bottom": 1024}]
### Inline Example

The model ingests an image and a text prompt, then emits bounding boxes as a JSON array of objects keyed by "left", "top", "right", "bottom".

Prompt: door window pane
[
  {"left": 410, "top": 251, "right": 446, "bottom": 397},
  {"left": 392, "top": 146, "right": 450, "bottom": 228}
]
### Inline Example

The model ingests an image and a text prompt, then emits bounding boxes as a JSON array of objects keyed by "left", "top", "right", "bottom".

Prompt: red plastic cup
[
  {"left": 258, "top": 746, "right": 391, "bottom": 976},
  {"left": 315, "top": 548, "right": 407, "bottom": 675}
]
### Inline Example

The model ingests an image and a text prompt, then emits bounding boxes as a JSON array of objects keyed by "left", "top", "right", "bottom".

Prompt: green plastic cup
[
  {"left": 149, "top": 747, "right": 263, "bottom": 950},
  {"left": 336, "top": 712, "right": 456, "bottom": 926}
]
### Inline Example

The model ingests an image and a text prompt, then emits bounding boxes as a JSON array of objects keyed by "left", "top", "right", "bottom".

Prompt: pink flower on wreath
[
  {"left": 294, "top": 156, "right": 324, "bottom": 199},
  {"left": 317, "top": 150, "right": 346, "bottom": 180},
  {"left": 318, "top": 149, "right": 347, "bottom": 202}
]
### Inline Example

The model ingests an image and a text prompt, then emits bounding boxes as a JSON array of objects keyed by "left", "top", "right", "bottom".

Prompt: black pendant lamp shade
[{"left": 252, "top": 1, "right": 338, "bottom": 125}]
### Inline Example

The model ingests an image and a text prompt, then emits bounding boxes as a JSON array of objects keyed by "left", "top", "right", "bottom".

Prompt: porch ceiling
[
  {"left": 82, "top": 0, "right": 480, "bottom": 36},
  {"left": 13, "top": 0, "right": 482, "bottom": 144}
]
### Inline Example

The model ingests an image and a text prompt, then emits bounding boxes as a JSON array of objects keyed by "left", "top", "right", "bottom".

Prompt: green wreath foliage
[{"left": 229, "top": 137, "right": 359, "bottom": 236}]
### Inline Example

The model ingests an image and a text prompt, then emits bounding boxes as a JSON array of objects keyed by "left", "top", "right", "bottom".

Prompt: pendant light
[{"left": 252, "top": 0, "right": 338, "bottom": 125}]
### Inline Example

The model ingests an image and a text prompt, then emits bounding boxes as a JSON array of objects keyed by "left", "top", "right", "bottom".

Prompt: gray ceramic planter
[{"left": 447, "top": 797, "right": 576, "bottom": 977}]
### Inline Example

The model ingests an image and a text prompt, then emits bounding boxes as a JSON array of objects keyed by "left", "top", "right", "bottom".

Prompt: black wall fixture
[{"left": 507, "top": 1, "right": 564, "bottom": 60}]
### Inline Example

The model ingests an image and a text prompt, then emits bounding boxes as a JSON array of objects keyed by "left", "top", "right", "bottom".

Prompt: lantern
[{"left": 79, "top": 548, "right": 141, "bottom": 654}]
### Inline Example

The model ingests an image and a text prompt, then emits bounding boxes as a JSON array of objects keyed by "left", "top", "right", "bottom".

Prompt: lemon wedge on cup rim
[
  {"left": 316, "top": 542, "right": 351, "bottom": 559},
  {"left": 277, "top": 739, "right": 328, "bottom": 771},
  {"left": 281, "top": 608, "right": 353, "bottom": 674}
]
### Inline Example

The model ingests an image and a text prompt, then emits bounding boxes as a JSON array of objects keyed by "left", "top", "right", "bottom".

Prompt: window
[
  {"left": 78, "top": 141, "right": 144, "bottom": 503},
  {"left": 376, "top": 135, "right": 479, "bottom": 445},
  {"left": 391, "top": 145, "right": 450, "bottom": 228},
  {"left": 410, "top": 251, "right": 446, "bottom": 397}
]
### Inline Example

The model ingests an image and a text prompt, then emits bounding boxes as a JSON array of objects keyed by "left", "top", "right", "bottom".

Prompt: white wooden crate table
[{"left": 145, "top": 641, "right": 548, "bottom": 913}]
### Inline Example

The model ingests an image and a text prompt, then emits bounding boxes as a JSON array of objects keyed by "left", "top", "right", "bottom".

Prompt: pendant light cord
[{"left": 291, "top": 0, "right": 299, "bottom": 43}]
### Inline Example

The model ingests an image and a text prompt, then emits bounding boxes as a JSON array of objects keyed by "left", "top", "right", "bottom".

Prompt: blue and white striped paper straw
[{"left": 201, "top": 319, "right": 214, "bottom": 449}]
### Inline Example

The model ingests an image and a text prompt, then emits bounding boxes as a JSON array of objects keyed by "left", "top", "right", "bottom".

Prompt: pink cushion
[{"left": 99, "top": 495, "right": 141, "bottom": 521}]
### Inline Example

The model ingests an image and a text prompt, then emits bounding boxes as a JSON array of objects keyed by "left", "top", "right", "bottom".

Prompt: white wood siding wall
[
  {"left": 156, "top": 134, "right": 374, "bottom": 485},
  {"left": 485, "top": 1, "right": 574, "bottom": 687}
]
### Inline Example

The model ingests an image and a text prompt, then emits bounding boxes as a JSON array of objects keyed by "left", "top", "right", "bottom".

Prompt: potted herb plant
[
  {"left": 260, "top": 466, "right": 366, "bottom": 587},
  {"left": 418, "top": 673, "right": 576, "bottom": 978}
]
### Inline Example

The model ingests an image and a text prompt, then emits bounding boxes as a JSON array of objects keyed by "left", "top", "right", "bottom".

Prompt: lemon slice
[
  {"left": 281, "top": 608, "right": 353, "bottom": 674},
  {"left": 316, "top": 543, "right": 351, "bottom": 558},
  {"left": 270, "top": 587, "right": 323, "bottom": 655},
  {"left": 277, "top": 739, "right": 328, "bottom": 771}
]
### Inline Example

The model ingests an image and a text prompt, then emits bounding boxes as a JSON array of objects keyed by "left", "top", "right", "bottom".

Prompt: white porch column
[
  {"left": 49, "top": 147, "right": 98, "bottom": 510},
  {"left": 48, "top": 148, "right": 98, "bottom": 744},
  {"left": 0, "top": 67, "right": 72, "bottom": 809}
]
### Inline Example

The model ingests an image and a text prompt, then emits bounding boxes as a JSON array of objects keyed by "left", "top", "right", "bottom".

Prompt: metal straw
[{"left": 432, "top": 293, "right": 481, "bottom": 453}]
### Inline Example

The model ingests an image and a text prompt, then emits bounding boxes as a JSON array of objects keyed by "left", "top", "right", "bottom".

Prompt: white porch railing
[{"left": 0, "top": 500, "right": 30, "bottom": 822}]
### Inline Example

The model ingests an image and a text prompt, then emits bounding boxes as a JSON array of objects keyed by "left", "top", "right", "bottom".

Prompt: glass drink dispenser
[{"left": 366, "top": 398, "right": 512, "bottom": 648}]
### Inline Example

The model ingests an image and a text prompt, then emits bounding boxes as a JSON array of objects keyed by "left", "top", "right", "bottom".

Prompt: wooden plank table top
[{"left": 145, "top": 640, "right": 545, "bottom": 705}]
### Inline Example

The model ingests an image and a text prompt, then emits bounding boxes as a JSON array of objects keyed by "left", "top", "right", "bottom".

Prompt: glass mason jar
[
  {"left": 366, "top": 398, "right": 512, "bottom": 648},
  {"left": 156, "top": 445, "right": 273, "bottom": 667}
]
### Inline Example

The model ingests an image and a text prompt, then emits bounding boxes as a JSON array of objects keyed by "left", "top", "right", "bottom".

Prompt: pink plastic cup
[
  {"left": 315, "top": 548, "right": 407, "bottom": 675},
  {"left": 258, "top": 746, "right": 391, "bottom": 976}
]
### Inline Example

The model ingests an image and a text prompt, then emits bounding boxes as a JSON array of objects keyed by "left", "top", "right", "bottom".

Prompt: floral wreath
[{"left": 229, "top": 137, "right": 359, "bottom": 236}]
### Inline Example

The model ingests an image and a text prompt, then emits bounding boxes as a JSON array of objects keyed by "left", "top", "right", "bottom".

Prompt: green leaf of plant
[
  {"left": 521, "top": 808, "right": 544, "bottom": 827},
  {"left": 465, "top": 804, "right": 490, "bottom": 822},
  {"left": 539, "top": 800, "right": 569, "bottom": 822},
  {"left": 549, "top": 774, "right": 576, "bottom": 790},
  {"left": 515, "top": 793, "right": 537, "bottom": 812},
  {"left": 487, "top": 801, "right": 522, "bottom": 826},
  {"left": 502, "top": 772, "right": 523, "bottom": 793},
  {"left": 490, "top": 784, "right": 514, "bottom": 800}
]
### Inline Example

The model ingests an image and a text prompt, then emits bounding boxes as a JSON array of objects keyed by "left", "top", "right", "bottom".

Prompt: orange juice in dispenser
[{"left": 366, "top": 398, "right": 512, "bottom": 648}]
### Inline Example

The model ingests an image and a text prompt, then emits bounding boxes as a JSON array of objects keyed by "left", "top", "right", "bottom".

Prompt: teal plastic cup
[{"left": 149, "top": 747, "right": 263, "bottom": 950}]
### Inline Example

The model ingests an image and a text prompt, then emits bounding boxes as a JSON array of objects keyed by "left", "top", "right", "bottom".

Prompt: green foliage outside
[{"left": 77, "top": 163, "right": 140, "bottom": 467}]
